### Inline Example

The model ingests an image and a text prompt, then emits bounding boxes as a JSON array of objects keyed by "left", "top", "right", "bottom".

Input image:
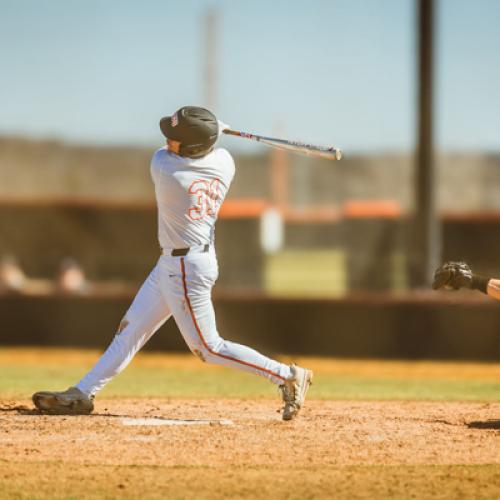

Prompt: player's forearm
[
  {"left": 486, "top": 278, "right": 500, "bottom": 300},
  {"left": 471, "top": 274, "right": 500, "bottom": 300}
]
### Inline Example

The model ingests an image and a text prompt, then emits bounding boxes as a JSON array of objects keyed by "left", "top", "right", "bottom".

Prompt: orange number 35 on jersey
[{"left": 188, "top": 178, "right": 222, "bottom": 221}]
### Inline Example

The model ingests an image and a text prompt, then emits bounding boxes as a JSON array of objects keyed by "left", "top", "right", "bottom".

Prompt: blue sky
[{"left": 0, "top": 0, "right": 498, "bottom": 153}]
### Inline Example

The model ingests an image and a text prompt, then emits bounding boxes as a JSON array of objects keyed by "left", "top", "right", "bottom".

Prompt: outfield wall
[
  {"left": 1, "top": 292, "right": 499, "bottom": 361},
  {"left": 3, "top": 203, "right": 500, "bottom": 290}
]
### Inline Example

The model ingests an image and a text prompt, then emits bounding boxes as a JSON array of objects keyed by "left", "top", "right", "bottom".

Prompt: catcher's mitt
[{"left": 432, "top": 261, "right": 473, "bottom": 290}]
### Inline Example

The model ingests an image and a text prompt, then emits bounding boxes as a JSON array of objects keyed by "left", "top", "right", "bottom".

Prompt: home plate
[{"left": 121, "top": 417, "right": 234, "bottom": 426}]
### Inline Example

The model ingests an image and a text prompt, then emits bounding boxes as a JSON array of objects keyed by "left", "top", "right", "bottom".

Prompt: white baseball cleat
[
  {"left": 32, "top": 386, "right": 94, "bottom": 415},
  {"left": 279, "top": 364, "right": 313, "bottom": 421}
]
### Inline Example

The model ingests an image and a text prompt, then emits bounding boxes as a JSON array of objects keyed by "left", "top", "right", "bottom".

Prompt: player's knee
[
  {"left": 203, "top": 336, "right": 225, "bottom": 356},
  {"left": 191, "top": 348, "right": 207, "bottom": 363},
  {"left": 189, "top": 338, "right": 225, "bottom": 365},
  {"left": 115, "top": 317, "right": 130, "bottom": 336}
]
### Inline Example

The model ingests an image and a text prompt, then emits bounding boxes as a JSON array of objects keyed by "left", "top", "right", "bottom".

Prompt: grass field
[
  {"left": 2, "top": 347, "right": 500, "bottom": 401},
  {"left": 1, "top": 348, "right": 499, "bottom": 499}
]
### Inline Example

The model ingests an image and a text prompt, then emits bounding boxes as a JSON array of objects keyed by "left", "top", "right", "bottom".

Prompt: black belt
[{"left": 171, "top": 244, "right": 210, "bottom": 257}]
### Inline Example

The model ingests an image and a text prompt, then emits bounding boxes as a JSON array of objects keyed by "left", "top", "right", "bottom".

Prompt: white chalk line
[{"left": 121, "top": 417, "right": 234, "bottom": 426}]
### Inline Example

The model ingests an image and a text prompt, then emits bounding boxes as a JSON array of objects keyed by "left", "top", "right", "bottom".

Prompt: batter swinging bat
[{"left": 222, "top": 129, "right": 343, "bottom": 161}]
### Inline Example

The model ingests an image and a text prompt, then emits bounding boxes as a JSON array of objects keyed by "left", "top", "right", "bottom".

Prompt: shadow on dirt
[
  {"left": 0, "top": 404, "right": 131, "bottom": 418},
  {"left": 0, "top": 404, "right": 38, "bottom": 415},
  {"left": 467, "top": 420, "right": 500, "bottom": 430}
]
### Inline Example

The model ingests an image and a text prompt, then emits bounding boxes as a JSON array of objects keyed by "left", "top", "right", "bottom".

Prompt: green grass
[
  {"left": 264, "top": 249, "right": 346, "bottom": 297},
  {"left": 1, "top": 350, "right": 499, "bottom": 401}
]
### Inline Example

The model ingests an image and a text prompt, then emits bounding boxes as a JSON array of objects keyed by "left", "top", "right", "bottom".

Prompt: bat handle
[{"left": 221, "top": 129, "right": 240, "bottom": 137}]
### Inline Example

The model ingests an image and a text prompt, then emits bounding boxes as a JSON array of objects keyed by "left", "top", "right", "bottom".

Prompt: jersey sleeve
[
  {"left": 150, "top": 148, "right": 164, "bottom": 182},
  {"left": 218, "top": 148, "right": 236, "bottom": 182}
]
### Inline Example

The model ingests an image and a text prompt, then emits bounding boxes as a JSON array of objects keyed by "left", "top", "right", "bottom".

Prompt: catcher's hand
[{"left": 432, "top": 261, "right": 473, "bottom": 290}]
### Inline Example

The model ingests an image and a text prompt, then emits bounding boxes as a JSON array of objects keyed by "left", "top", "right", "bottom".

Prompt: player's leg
[
  {"left": 159, "top": 253, "right": 292, "bottom": 385},
  {"left": 160, "top": 253, "right": 312, "bottom": 419},
  {"left": 33, "top": 264, "right": 171, "bottom": 413},
  {"left": 75, "top": 264, "right": 171, "bottom": 396}
]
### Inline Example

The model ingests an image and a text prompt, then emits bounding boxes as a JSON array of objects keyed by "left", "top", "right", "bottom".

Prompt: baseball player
[
  {"left": 432, "top": 261, "right": 500, "bottom": 298},
  {"left": 32, "top": 106, "right": 313, "bottom": 421}
]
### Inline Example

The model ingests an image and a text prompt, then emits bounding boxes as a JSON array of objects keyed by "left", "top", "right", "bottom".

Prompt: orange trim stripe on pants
[{"left": 180, "top": 257, "right": 286, "bottom": 382}]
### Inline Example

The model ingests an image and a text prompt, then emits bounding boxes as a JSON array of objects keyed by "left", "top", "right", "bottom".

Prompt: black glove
[
  {"left": 432, "top": 261, "right": 490, "bottom": 293},
  {"left": 432, "top": 261, "right": 473, "bottom": 290}
]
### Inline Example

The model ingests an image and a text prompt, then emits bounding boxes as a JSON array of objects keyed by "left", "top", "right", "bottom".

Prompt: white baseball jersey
[{"left": 150, "top": 147, "right": 235, "bottom": 249}]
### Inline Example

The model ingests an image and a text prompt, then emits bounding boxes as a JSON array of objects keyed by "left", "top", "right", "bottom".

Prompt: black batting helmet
[{"left": 160, "top": 106, "right": 218, "bottom": 158}]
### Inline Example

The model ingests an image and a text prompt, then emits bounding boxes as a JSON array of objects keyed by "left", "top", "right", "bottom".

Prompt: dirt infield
[{"left": 1, "top": 398, "right": 500, "bottom": 498}]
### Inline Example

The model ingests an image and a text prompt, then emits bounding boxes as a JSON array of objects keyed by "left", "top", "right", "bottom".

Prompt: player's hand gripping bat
[{"left": 222, "top": 128, "right": 342, "bottom": 161}]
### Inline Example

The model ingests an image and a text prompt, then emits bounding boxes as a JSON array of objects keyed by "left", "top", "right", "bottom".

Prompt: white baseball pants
[{"left": 76, "top": 248, "right": 292, "bottom": 396}]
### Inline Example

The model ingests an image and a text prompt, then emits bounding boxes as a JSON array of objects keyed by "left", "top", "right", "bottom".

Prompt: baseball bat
[{"left": 222, "top": 129, "right": 343, "bottom": 161}]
